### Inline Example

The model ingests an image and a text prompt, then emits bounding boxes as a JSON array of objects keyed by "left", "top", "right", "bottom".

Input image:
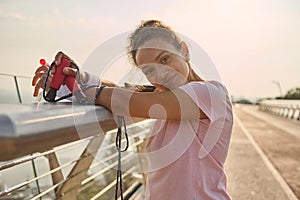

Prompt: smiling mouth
[{"left": 161, "top": 74, "right": 178, "bottom": 87}]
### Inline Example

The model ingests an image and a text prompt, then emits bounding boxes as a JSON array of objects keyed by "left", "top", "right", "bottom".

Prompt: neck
[{"left": 187, "top": 63, "right": 204, "bottom": 82}]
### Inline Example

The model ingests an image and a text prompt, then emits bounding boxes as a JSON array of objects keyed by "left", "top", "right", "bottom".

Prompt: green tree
[{"left": 283, "top": 87, "right": 300, "bottom": 99}]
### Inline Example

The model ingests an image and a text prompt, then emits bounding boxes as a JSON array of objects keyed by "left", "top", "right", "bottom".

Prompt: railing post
[
  {"left": 13, "top": 76, "right": 22, "bottom": 103},
  {"left": 56, "top": 134, "right": 105, "bottom": 199},
  {"left": 47, "top": 152, "right": 64, "bottom": 193},
  {"left": 31, "top": 158, "right": 42, "bottom": 200}
]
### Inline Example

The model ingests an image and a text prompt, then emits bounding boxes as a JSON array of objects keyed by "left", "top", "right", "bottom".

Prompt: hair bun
[{"left": 140, "top": 19, "right": 165, "bottom": 28}]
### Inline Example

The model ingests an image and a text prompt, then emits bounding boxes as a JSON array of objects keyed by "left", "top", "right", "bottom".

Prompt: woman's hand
[
  {"left": 54, "top": 51, "right": 87, "bottom": 82},
  {"left": 32, "top": 51, "right": 118, "bottom": 97},
  {"left": 32, "top": 64, "right": 53, "bottom": 97},
  {"left": 32, "top": 51, "right": 86, "bottom": 97},
  {"left": 51, "top": 52, "right": 119, "bottom": 87}
]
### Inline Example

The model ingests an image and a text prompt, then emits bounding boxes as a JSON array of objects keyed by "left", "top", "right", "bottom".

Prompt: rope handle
[{"left": 115, "top": 116, "right": 129, "bottom": 200}]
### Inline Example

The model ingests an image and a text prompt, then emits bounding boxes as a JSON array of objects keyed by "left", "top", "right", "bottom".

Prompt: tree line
[{"left": 276, "top": 87, "right": 300, "bottom": 99}]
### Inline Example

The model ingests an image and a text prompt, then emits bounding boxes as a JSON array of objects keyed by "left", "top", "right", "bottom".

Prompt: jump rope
[{"left": 41, "top": 59, "right": 129, "bottom": 200}]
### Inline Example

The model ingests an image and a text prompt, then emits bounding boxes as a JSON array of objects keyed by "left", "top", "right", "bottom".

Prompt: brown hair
[{"left": 128, "top": 19, "right": 204, "bottom": 82}]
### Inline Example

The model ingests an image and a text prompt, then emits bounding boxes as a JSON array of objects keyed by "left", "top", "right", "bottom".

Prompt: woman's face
[{"left": 135, "top": 39, "right": 189, "bottom": 91}]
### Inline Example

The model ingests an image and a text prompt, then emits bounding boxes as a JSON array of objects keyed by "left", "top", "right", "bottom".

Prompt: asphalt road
[{"left": 225, "top": 104, "right": 300, "bottom": 200}]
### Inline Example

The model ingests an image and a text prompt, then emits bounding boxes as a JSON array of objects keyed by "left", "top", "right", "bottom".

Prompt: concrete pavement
[{"left": 225, "top": 104, "right": 299, "bottom": 200}]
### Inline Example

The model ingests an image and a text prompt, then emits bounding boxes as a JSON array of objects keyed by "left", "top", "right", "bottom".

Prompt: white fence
[{"left": 259, "top": 100, "right": 300, "bottom": 120}]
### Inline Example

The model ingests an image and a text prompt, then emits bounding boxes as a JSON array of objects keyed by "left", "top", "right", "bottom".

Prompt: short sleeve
[
  {"left": 179, "top": 81, "right": 228, "bottom": 123},
  {"left": 179, "top": 81, "right": 232, "bottom": 159}
]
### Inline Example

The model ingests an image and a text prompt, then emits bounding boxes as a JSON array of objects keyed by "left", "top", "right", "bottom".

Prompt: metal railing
[
  {"left": 258, "top": 99, "right": 300, "bottom": 120},
  {"left": 0, "top": 102, "right": 153, "bottom": 199},
  {"left": 0, "top": 73, "right": 34, "bottom": 104}
]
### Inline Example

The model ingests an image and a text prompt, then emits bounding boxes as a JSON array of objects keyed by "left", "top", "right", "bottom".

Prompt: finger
[
  {"left": 63, "top": 67, "right": 77, "bottom": 77},
  {"left": 33, "top": 85, "right": 40, "bottom": 97},
  {"left": 34, "top": 65, "right": 49, "bottom": 74},
  {"left": 55, "top": 52, "right": 64, "bottom": 66},
  {"left": 33, "top": 77, "right": 45, "bottom": 97},
  {"left": 33, "top": 74, "right": 53, "bottom": 96},
  {"left": 32, "top": 72, "right": 47, "bottom": 86},
  {"left": 55, "top": 51, "right": 73, "bottom": 66}
]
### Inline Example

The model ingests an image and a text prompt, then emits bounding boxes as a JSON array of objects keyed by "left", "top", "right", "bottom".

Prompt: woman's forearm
[{"left": 86, "top": 86, "right": 204, "bottom": 120}]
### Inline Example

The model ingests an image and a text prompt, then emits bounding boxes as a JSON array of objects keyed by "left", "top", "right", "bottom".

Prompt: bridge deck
[{"left": 226, "top": 104, "right": 299, "bottom": 200}]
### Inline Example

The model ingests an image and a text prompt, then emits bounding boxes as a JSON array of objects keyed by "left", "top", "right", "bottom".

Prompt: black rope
[{"left": 115, "top": 116, "right": 129, "bottom": 200}]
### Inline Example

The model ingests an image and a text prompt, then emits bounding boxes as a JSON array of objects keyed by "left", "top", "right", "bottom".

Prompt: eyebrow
[{"left": 155, "top": 50, "right": 167, "bottom": 62}]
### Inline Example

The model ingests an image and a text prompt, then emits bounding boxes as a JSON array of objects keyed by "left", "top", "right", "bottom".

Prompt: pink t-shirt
[{"left": 145, "top": 81, "right": 233, "bottom": 200}]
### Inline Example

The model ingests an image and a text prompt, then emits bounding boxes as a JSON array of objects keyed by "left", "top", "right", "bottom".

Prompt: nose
[{"left": 142, "top": 64, "right": 172, "bottom": 86}]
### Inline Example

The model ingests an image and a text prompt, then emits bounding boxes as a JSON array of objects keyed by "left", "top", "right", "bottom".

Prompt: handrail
[
  {"left": 0, "top": 102, "right": 115, "bottom": 161},
  {"left": 259, "top": 99, "right": 300, "bottom": 120},
  {"left": 0, "top": 72, "right": 31, "bottom": 79},
  {"left": 0, "top": 102, "right": 152, "bottom": 199}
]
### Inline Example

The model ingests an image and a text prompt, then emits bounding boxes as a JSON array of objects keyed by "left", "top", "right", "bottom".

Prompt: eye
[{"left": 160, "top": 55, "right": 169, "bottom": 64}]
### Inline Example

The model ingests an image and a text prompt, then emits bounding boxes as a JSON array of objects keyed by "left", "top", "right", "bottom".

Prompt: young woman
[{"left": 32, "top": 20, "right": 233, "bottom": 200}]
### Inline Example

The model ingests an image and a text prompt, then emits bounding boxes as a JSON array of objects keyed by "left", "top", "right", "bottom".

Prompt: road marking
[{"left": 235, "top": 114, "right": 298, "bottom": 200}]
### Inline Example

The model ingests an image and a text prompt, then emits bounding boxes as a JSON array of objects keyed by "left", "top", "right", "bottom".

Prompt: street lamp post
[{"left": 272, "top": 80, "right": 283, "bottom": 98}]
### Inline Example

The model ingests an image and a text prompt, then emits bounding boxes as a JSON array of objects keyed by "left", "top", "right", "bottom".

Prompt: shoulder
[
  {"left": 180, "top": 80, "right": 229, "bottom": 98},
  {"left": 188, "top": 80, "right": 226, "bottom": 89},
  {"left": 178, "top": 80, "right": 232, "bottom": 120}
]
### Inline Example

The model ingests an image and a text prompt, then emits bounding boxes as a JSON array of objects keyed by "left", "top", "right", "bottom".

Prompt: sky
[{"left": 0, "top": 0, "right": 299, "bottom": 101}]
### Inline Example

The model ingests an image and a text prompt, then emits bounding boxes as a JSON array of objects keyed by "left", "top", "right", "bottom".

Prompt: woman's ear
[{"left": 181, "top": 41, "right": 190, "bottom": 61}]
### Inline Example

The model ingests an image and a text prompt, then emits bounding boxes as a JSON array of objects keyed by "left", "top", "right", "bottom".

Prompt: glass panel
[
  {"left": 0, "top": 74, "right": 34, "bottom": 104},
  {"left": 0, "top": 74, "right": 19, "bottom": 104},
  {"left": 17, "top": 77, "right": 35, "bottom": 104}
]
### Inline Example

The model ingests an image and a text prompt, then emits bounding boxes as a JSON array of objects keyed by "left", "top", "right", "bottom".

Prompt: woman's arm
[
  {"left": 33, "top": 52, "right": 206, "bottom": 120},
  {"left": 85, "top": 86, "right": 207, "bottom": 120}
]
